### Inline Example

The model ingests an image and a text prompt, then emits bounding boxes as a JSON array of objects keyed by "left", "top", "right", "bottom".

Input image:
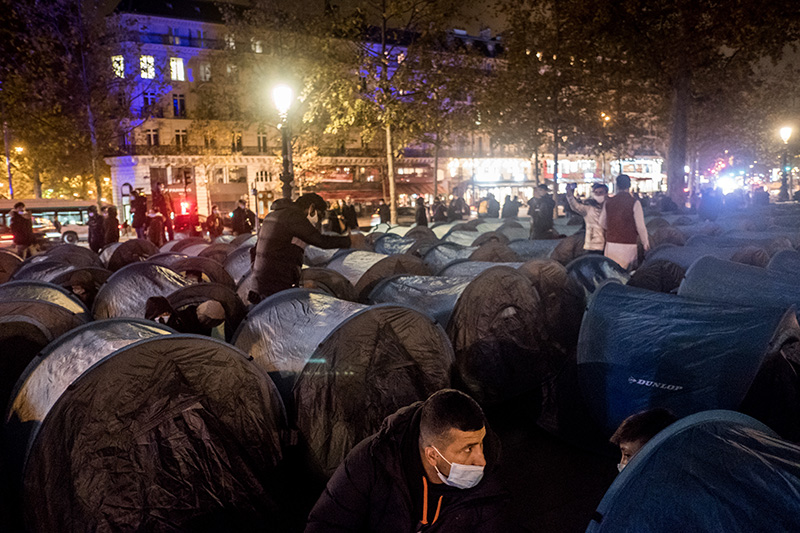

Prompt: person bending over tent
[
  {"left": 251, "top": 193, "right": 364, "bottom": 302},
  {"left": 611, "top": 408, "right": 677, "bottom": 472},
  {"left": 306, "top": 389, "right": 509, "bottom": 532},
  {"left": 599, "top": 174, "right": 650, "bottom": 269}
]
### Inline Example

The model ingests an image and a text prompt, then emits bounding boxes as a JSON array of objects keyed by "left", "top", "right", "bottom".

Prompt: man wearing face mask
[
  {"left": 252, "top": 193, "right": 360, "bottom": 301},
  {"left": 566, "top": 182, "right": 608, "bottom": 254},
  {"left": 306, "top": 389, "right": 509, "bottom": 532}
]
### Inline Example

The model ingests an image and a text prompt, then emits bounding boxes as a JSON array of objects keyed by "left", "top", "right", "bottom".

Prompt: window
[
  {"left": 143, "top": 92, "right": 158, "bottom": 107},
  {"left": 171, "top": 28, "right": 182, "bottom": 46},
  {"left": 231, "top": 132, "right": 242, "bottom": 152},
  {"left": 140, "top": 55, "right": 155, "bottom": 79},
  {"left": 112, "top": 55, "right": 124, "bottom": 78},
  {"left": 175, "top": 129, "right": 188, "bottom": 148},
  {"left": 198, "top": 62, "right": 211, "bottom": 82},
  {"left": 118, "top": 132, "right": 129, "bottom": 151},
  {"left": 170, "top": 57, "right": 185, "bottom": 81},
  {"left": 173, "top": 93, "right": 186, "bottom": 118},
  {"left": 251, "top": 38, "right": 263, "bottom": 53},
  {"left": 145, "top": 129, "right": 160, "bottom": 146},
  {"left": 225, "top": 34, "right": 235, "bottom": 50},
  {"left": 257, "top": 133, "right": 268, "bottom": 153},
  {"left": 256, "top": 170, "right": 272, "bottom": 182},
  {"left": 204, "top": 134, "right": 216, "bottom": 149}
]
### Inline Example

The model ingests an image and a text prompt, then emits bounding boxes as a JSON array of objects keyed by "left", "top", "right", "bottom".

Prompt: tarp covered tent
[
  {"left": 198, "top": 242, "right": 235, "bottom": 264},
  {"left": 324, "top": 250, "right": 430, "bottom": 301},
  {"left": 627, "top": 259, "right": 685, "bottom": 293},
  {"left": 565, "top": 255, "right": 630, "bottom": 295},
  {"left": 686, "top": 234, "right": 794, "bottom": 255},
  {"left": 578, "top": 283, "right": 800, "bottom": 437},
  {"left": 92, "top": 262, "right": 189, "bottom": 319},
  {"left": 10, "top": 259, "right": 75, "bottom": 282},
  {"left": 147, "top": 252, "right": 189, "bottom": 268},
  {"left": 103, "top": 239, "right": 160, "bottom": 271},
  {"left": 0, "top": 280, "right": 90, "bottom": 319},
  {"left": 304, "top": 245, "right": 341, "bottom": 267},
  {"left": 586, "top": 410, "right": 800, "bottom": 533},
  {"left": 769, "top": 249, "right": 800, "bottom": 280},
  {"left": 508, "top": 239, "right": 560, "bottom": 260},
  {"left": 299, "top": 267, "right": 358, "bottom": 301},
  {"left": 170, "top": 237, "right": 207, "bottom": 253},
  {"left": 223, "top": 246, "right": 254, "bottom": 284},
  {"left": 550, "top": 233, "right": 586, "bottom": 265},
  {"left": 369, "top": 267, "right": 556, "bottom": 405},
  {"left": 171, "top": 256, "right": 236, "bottom": 288},
  {"left": 643, "top": 243, "right": 736, "bottom": 269},
  {"left": 166, "top": 283, "right": 247, "bottom": 341},
  {"left": 9, "top": 334, "right": 286, "bottom": 532},
  {"left": 43, "top": 244, "right": 103, "bottom": 268},
  {"left": 0, "top": 250, "right": 22, "bottom": 284}
]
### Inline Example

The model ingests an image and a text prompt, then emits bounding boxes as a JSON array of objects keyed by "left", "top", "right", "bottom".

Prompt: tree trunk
[
  {"left": 433, "top": 141, "right": 439, "bottom": 200},
  {"left": 385, "top": 123, "right": 397, "bottom": 225},
  {"left": 667, "top": 69, "right": 691, "bottom": 206},
  {"left": 533, "top": 148, "right": 540, "bottom": 185},
  {"left": 33, "top": 165, "right": 42, "bottom": 198}
]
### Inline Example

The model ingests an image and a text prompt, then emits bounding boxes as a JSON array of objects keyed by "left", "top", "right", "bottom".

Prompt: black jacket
[
  {"left": 415, "top": 205, "right": 428, "bottom": 227},
  {"left": 87, "top": 212, "right": 105, "bottom": 252},
  {"left": 528, "top": 195, "right": 555, "bottom": 238},
  {"left": 232, "top": 206, "right": 255, "bottom": 235},
  {"left": 131, "top": 195, "right": 148, "bottom": 227},
  {"left": 342, "top": 204, "right": 359, "bottom": 230},
  {"left": 306, "top": 403, "right": 509, "bottom": 533},
  {"left": 252, "top": 202, "right": 350, "bottom": 298},
  {"left": 10, "top": 211, "right": 34, "bottom": 246}
]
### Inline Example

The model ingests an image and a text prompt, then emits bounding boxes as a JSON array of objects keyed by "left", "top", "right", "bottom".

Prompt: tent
[
  {"left": 442, "top": 229, "right": 481, "bottom": 247},
  {"left": 0, "top": 280, "right": 90, "bottom": 319},
  {"left": 232, "top": 289, "right": 452, "bottom": 475},
  {"left": 472, "top": 231, "right": 510, "bottom": 247},
  {"left": 98, "top": 241, "right": 122, "bottom": 265},
  {"left": 49, "top": 266, "right": 111, "bottom": 289},
  {"left": 550, "top": 233, "right": 586, "bottom": 265},
  {"left": 373, "top": 233, "right": 434, "bottom": 256},
  {"left": 324, "top": 250, "right": 430, "bottom": 301},
  {"left": 44, "top": 244, "right": 103, "bottom": 266},
  {"left": 304, "top": 245, "right": 341, "bottom": 267},
  {"left": 92, "top": 262, "right": 189, "bottom": 319},
  {"left": 627, "top": 259, "right": 685, "bottom": 293},
  {"left": 103, "top": 239, "right": 160, "bottom": 271},
  {"left": 181, "top": 243, "right": 211, "bottom": 256},
  {"left": 438, "top": 260, "right": 524, "bottom": 277},
  {"left": 299, "top": 267, "right": 358, "bottom": 301},
  {"left": 768, "top": 249, "right": 800, "bottom": 281},
  {"left": 643, "top": 243, "right": 736, "bottom": 269},
  {"left": 146, "top": 252, "right": 189, "bottom": 268},
  {"left": 198, "top": 242, "right": 235, "bottom": 264},
  {"left": 0, "top": 250, "right": 22, "bottom": 284},
  {"left": 404, "top": 225, "right": 437, "bottom": 242},
  {"left": 10, "top": 259, "right": 75, "bottom": 282},
  {"left": 578, "top": 282, "right": 800, "bottom": 437},
  {"left": 170, "top": 237, "right": 208, "bottom": 253},
  {"left": 166, "top": 282, "right": 247, "bottom": 341},
  {"left": 370, "top": 266, "right": 556, "bottom": 404},
  {"left": 171, "top": 256, "right": 237, "bottom": 288},
  {"left": 236, "top": 271, "right": 256, "bottom": 305},
  {"left": 423, "top": 242, "right": 475, "bottom": 272},
  {"left": 565, "top": 255, "right": 630, "bottom": 295},
  {"left": 496, "top": 223, "right": 529, "bottom": 242},
  {"left": 223, "top": 246, "right": 254, "bottom": 284},
  {"left": 587, "top": 410, "right": 800, "bottom": 533},
  {"left": 213, "top": 235, "right": 235, "bottom": 244},
  {"left": 686, "top": 234, "right": 794, "bottom": 254},
  {"left": 508, "top": 239, "right": 560, "bottom": 260},
  {"left": 8, "top": 334, "right": 286, "bottom": 532},
  {"left": 231, "top": 233, "right": 257, "bottom": 248}
]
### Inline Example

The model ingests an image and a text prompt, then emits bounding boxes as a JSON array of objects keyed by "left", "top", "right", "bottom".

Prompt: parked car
[{"left": 370, "top": 206, "right": 416, "bottom": 227}]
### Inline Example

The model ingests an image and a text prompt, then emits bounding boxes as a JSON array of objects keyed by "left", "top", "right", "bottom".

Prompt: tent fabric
[
  {"left": 106, "top": 239, "right": 160, "bottom": 271},
  {"left": 49, "top": 266, "right": 111, "bottom": 289},
  {"left": 325, "top": 250, "right": 388, "bottom": 286},
  {"left": 299, "top": 267, "right": 358, "bottom": 301},
  {"left": 325, "top": 251, "right": 431, "bottom": 301},
  {"left": 627, "top": 259, "right": 686, "bottom": 293},
  {"left": 373, "top": 234, "right": 419, "bottom": 256},
  {"left": 550, "top": 233, "right": 586, "bottom": 265},
  {"left": 438, "top": 260, "right": 524, "bottom": 277},
  {"left": 171, "top": 256, "right": 237, "bottom": 288},
  {"left": 686, "top": 234, "right": 795, "bottom": 254},
  {"left": 223, "top": 246, "right": 255, "bottom": 284},
  {"left": 423, "top": 242, "right": 475, "bottom": 272},
  {"left": 497, "top": 225, "right": 529, "bottom": 242},
  {"left": 729, "top": 245, "right": 770, "bottom": 268},
  {"left": 0, "top": 316, "right": 54, "bottom": 415},
  {"left": 508, "top": 239, "right": 560, "bottom": 260},
  {"left": 146, "top": 252, "right": 190, "bottom": 268},
  {"left": 0, "top": 300, "right": 87, "bottom": 340},
  {"left": 231, "top": 233, "right": 258, "bottom": 249},
  {"left": 649, "top": 226, "right": 687, "bottom": 247},
  {"left": 213, "top": 235, "right": 235, "bottom": 244},
  {"left": 158, "top": 239, "right": 184, "bottom": 253},
  {"left": 679, "top": 255, "right": 800, "bottom": 313},
  {"left": 98, "top": 242, "right": 122, "bottom": 266},
  {"left": 0, "top": 250, "right": 22, "bottom": 284},
  {"left": 304, "top": 245, "right": 342, "bottom": 267},
  {"left": 403, "top": 225, "right": 437, "bottom": 242},
  {"left": 643, "top": 243, "right": 736, "bottom": 269},
  {"left": 467, "top": 241, "right": 520, "bottom": 264},
  {"left": 181, "top": 243, "right": 211, "bottom": 256},
  {"left": 236, "top": 271, "right": 256, "bottom": 305},
  {"left": 587, "top": 410, "right": 800, "bottom": 533},
  {"left": 198, "top": 242, "right": 235, "bottom": 264},
  {"left": 0, "top": 280, "right": 90, "bottom": 318},
  {"left": 369, "top": 275, "right": 473, "bottom": 327},
  {"left": 443, "top": 230, "right": 481, "bottom": 247},
  {"left": 472, "top": 231, "right": 510, "bottom": 247},
  {"left": 368, "top": 222, "right": 392, "bottom": 234},
  {"left": 577, "top": 282, "right": 800, "bottom": 436},
  {"left": 294, "top": 303, "right": 453, "bottom": 476},
  {"left": 170, "top": 237, "right": 208, "bottom": 253},
  {"left": 565, "top": 255, "right": 630, "bottom": 295},
  {"left": 17, "top": 335, "right": 286, "bottom": 533},
  {"left": 386, "top": 225, "right": 411, "bottom": 236},
  {"left": 166, "top": 283, "right": 247, "bottom": 341},
  {"left": 722, "top": 230, "right": 800, "bottom": 247},
  {"left": 431, "top": 222, "right": 458, "bottom": 239},
  {"left": 45, "top": 244, "right": 103, "bottom": 267},
  {"left": 92, "top": 262, "right": 190, "bottom": 320},
  {"left": 10, "top": 259, "right": 75, "bottom": 282},
  {"left": 768, "top": 249, "right": 800, "bottom": 280}
]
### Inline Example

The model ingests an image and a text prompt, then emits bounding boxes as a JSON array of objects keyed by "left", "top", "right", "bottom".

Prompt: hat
[
  {"left": 145, "top": 296, "right": 173, "bottom": 320},
  {"left": 197, "top": 300, "right": 226, "bottom": 328}
]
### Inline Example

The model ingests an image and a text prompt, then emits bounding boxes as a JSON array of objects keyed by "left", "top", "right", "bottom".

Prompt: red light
[{"left": 180, "top": 201, "right": 190, "bottom": 215}]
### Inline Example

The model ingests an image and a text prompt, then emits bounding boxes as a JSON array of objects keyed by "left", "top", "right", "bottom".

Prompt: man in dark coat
[
  {"left": 486, "top": 193, "right": 500, "bottom": 218},
  {"left": 151, "top": 182, "right": 174, "bottom": 241},
  {"left": 103, "top": 206, "right": 120, "bottom": 245},
  {"left": 306, "top": 389, "right": 509, "bottom": 532},
  {"left": 10, "top": 202, "right": 35, "bottom": 258},
  {"left": 448, "top": 193, "right": 469, "bottom": 222},
  {"left": 377, "top": 199, "right": 390, "bottom": 224},
  {"left": 87, "top": 204, "right": 105, "bottom": 253},
  {"left": 231, "top": 199, "right": 256, "bottom": 235},
  {"left": 528, "top": 184, "right": 556, "bottom": 239},
  {"left": 131, "top": 189, "right": 148, "bottom": 239},
  {"left": 252, "top": 193, "right": 358, "bottom": 300},
  {"left": 205, "top": 204, "right": 225, "bottom": 239},
  {"left": 415, "top": 197, "right": 428, "bottom": 227},
  {"left": 342, "top": 197, "right": 359, "bottom": 230}
]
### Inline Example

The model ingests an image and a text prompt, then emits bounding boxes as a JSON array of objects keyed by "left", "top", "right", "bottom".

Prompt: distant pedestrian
[
  {"left": 342, "top": 197, "right": 359, "bottom": 230},
  {"left": 448, "top": 192, "right": 469, "bottom": 222},
  {"left": 205, "top": 204, "right": 224, "bottom": 239},
  {"left": 87, "top": 204, "right": 105, "bottom": 253},
  {"left": 566, "top": 183, "right": 608, "bottom": 253},
  {"left": 486, "top": 193, "right": 500, "bottom": 218},
  {"left": 377, "top": 199, "right": 390, "bottom": 224},
  {"left": 611, "top": 408, "right": 677, "bottom": 472},
  {"left": 231, "top": 199, "right": 256, "bottom": 235},
  {"left": 151, "top": 182, "right": 174, "bottom": 241},
  {"left": 432, "top": 197, "right": 448, "bottom": 222},
  {"left": 415, "top": 197, "right": 428, "bottom": 227},
  {"left": 103, "top": 206, "right": 120, "bottom": 245},
  {"left": 10, "top": 202, "right": 34, "bottom": 258},
  {"left": 501, "top": 195, "right": 521, "bottom": 219},
  {"left": 528, "top": 184, "right": 556, "bottom": 239},
  {"left": 147, "top": 208, "right": 166, "bottom": 248},
  {"left": 600, "top": 174, "right": 650, "bottom": 269},
  {"left": 131, "top": 189, "right": 148, "bottom": 239}
]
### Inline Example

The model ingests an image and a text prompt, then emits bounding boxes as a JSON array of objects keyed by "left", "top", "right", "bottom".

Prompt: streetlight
[
  {"left": 779, "top": 126, "right": 792, "bottom": 201},
  {"left": 272, "top": 84, "right": 294, "bottom": 199}
]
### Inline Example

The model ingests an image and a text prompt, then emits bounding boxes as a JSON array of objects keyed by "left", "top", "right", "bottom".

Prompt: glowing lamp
[
  {"left": 272, "top": 84, "right": 294, "bottom": 117},
  {"left": 781, "top": 127, "right": 793, "bottom": 144}
]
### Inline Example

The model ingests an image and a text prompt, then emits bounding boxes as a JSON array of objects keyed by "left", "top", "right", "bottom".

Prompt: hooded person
[
  {"left": 251, "top": 193, "right": 363, "bottom": 301},
  {"left": 63, "top": 269, "right": 98, "bottom": 308},
  {"left": 103, "top": 205, "right": 120, "bottom": 245},
  {"left": 566, "top": 183, "right": 608, "bottom": 253},
  {"left": 306, "top": 389, "right": 509, "bottom": 532},
  {"left": 87, "top": 204, "right": 105, "bottom": 253}
]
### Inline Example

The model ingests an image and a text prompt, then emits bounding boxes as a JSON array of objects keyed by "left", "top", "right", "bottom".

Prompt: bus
[{"left": 0, "top": 199, "right": 103, "bottom": 245}]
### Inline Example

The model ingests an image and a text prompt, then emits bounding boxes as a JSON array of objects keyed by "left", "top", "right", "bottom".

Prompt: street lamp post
[
  {"left": 779, "top": 126, "right": 792, "bottom": 201},
  {"left": 272, "top": 84, "right": 294, "bottom": 199}
]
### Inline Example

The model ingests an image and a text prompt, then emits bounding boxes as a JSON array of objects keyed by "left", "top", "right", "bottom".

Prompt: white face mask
[
  {"left": 307, "top": 210, "right": 319, "bottom": 226},
  {"left": 432, "top": 446, "right": 484, "bottom": 489},
  {"left": 617, "top": 463, "right": 625, "bottom": 473},
  {"left": 593, "top": 194, "right": 606, "bottom": 204}
]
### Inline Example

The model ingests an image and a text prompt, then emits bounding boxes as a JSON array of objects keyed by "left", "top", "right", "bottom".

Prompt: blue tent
[
  {"left": 643, "top": 243, "right": 735, "bottom": 269},
  {"left": 508, "top": 239, "right": 560, "bottom": 260},
  {"left": 565, "top": 254, "right": 629, "bottom": 295},
  {"left": 577, "top": 282, "right": 799, "bottom": 436},
  {"left": 768, "top": 249, "right": 800, "bottom": 281},
  {"left": 587, "top": 410, "right": 800, "bottom": 533}
]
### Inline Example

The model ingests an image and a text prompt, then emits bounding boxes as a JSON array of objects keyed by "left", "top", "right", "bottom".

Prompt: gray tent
[
  {"left": 10, "top": 260, "right": 75, "bottom": 282},
  {"left": 0, "top": 280, "right": 89, "bottom": 319},
  {"left": 325, "top": 250, "right": 430, "bottom": 301},
  {"left": 146, "top": 252, "right": 190, "bottom": 268},
  {"left": 166, "top": 282, "right": 247, "bottom": 341},
  {"left": 198, "top": 242, "right": 235, "bottom": 264},
  {"left": 92, "top": 262, "right": 189, "bottom": 319},
  {"left": 508, "top": 239, "right": 560, "bottom": 260},
  {"left": 103, "top": 239, "right": 160, "bottom": 271},
  {"left": 223, "top": 246, "right": 254, "bottom": 284},
  {"left": 0, "top": 250, "right": 22, "bottom": 284},
  {"left": 299, "top": 267, "right": 358, "bottom": 301},
  {"left": 171, "top": 256, "right": 237, "bottom": 288}
]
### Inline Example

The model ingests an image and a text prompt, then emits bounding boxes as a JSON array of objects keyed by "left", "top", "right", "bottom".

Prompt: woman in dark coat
[
  {"left": 87, "top": 205, "right": 105, "bottom": 253},
  {"left": 103, "top": 206, "right": 120, "bottom": 245},
  {"left": 415, "top": 197, "right": 428, "bottom": 227}
]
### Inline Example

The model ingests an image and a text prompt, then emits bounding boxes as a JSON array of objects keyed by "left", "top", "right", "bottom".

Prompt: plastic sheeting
[
  {"left": 223, "top": 246, "right": 254, "bottom": 284},
  {"left": 294, "top": 303, "right": 453, "bottom": 475},
  {"left": 644, "top": 243, "right": 736, "bottom": 269},
  {"left": 16, "top": 335, "right": 286, "bottom": 532},
  {"left": 105, "top": 239, "right": 160, "bottom": 271},
  {"left": 171, "top": 256, "right": 236, "bottom": 288},
  {"left": 92, "top": 262, "right": 190, "bottom": 319},
  {"left": 587, "top": 410, "right": 800, "bottom": 533},
  {"left": 0, "top": 250, "right": 22, "bottom": 284},
  {"left": 577, "top": 283, "right": 799, "bottom": 435},
  {"left": 325, "top": 250, "right": 430, "bottom": 300},
  {"left": 565, "top": 255, "right": 630, "bottom": 295},
  {"left": 508, "top": 239, "right": 560, "bottom": 260},
  {"left": 299, "top": 267, "right": 358, "bottom": 301},
  {"left": 679, "top": 255, "right": 800, "bottom": 314},
  {"left": 0, "top": 280, "right": 89, "bottom": 318}
]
